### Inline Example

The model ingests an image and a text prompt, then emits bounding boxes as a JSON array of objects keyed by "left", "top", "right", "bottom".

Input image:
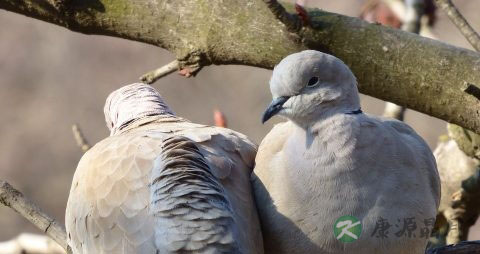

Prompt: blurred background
[{"left": 0, "top": 0, "right": 479, "bottom": 241}]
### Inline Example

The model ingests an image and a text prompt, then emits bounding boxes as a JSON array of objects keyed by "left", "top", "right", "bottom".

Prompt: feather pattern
[
  {"left": 66, "top": 84, "right": 262, "bottom": 254},
  {"left": 253, "top": 51, "right": 440, "bottom": 254},
  {"left": 151, "top": 135, "right": 239, "bottom": 253}
]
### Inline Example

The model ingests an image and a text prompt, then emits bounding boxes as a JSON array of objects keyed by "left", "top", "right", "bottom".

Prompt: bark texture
[{"left": 2, "top": 0, "right": 480, "bottom": 132}]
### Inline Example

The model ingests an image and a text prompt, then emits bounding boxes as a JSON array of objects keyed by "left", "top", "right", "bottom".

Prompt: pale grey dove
[
  {"left": 252, "top": 50, "right": 440, "bottom": 254},
  {"left": 65, "top": 83, "right": 263, "bottom": 254}
]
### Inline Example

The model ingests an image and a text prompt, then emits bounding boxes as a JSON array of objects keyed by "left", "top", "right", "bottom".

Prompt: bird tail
[{"left": 150, "top": 135, "right": 240, "bottom": 253}]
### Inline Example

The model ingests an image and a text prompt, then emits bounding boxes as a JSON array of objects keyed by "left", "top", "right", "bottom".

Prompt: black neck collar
[{"left": 345, "top": 108, "right": 363, "bottom": 115}]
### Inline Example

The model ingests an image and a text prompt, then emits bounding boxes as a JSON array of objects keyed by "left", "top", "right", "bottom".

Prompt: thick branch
[
  {"left": 382, "top": 0, "right": 425, "bottom": 120},
  {"left": 0, "top": 180, "right": 70, "bottom": 253},
  {"left": 263, "top": 0, "right": 302, "bottom": 32},
  {"left": 2, "top": 0, "right": 480, "bottom": 132}
]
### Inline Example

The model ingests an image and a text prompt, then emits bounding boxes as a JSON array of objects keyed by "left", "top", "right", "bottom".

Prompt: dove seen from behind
[
  {"left": 66, "top": 83, "right": 263, "bottom": 254},
  {"left": 253, "top": 50, "right": 440, "bottom": 254}
]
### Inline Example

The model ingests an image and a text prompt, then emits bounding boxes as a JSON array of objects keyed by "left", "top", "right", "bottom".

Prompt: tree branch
[
  {"left": 0, "top": 125, "right": 90, "bottom": 253},
  {"left": 0, "top": 180, "right": 70, "bottom": 253},
  {"left": 140, "top": 60, "right": 179, "bottom": 84},
  {"left": 263, "top": 0, "right": 302, "bottom": 32},
  {"left": 2, "top": 0, "right": 480, "bottom": 133},
  {"left": 71, "top": 124, "right": 90, "bottom": 153},
  {"left": 435, "top": 0, "right": 480, "bottom": 52},
  {"left": 381, "top": 0, "right": 425, "bottom": 120}
]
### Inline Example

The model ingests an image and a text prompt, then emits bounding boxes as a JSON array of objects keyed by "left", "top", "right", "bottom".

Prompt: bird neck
[
  {"left": 306, "top": 110, "right": 361, "bottom": 144},
  {"left": 113, "top": 113, "right": 181, "bottom": 136},
  {"left": 104, "top": 83, "right": 177, "bottom": 136},
  {"left": 108, "top": 99, "right": 176, "bottom": 136},
  {"left": 306, "top": 87, "right": 362, "bottom": 127},
  {"left": 293, "top": 101, "right": 361, "bottom": 131}
]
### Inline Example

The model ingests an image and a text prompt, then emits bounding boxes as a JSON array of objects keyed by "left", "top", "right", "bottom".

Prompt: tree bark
[
  {"left": 0, "top": 181, "right": 70, "bottom": 253},
  {"left": 1, "top": 0, "right": 480, "bottom": 133}
]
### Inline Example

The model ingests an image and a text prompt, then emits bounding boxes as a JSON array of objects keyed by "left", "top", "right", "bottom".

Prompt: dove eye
[{"left": 306, "top": 77, "right": 320, "bottom": 88}]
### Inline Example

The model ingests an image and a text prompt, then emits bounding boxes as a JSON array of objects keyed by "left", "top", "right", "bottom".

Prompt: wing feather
[
  {"left": 67, "top": 119, "right": 262, "bottom": 254},
  {"left": 66, "top": 134, "right": 158, "bottom": 254}
]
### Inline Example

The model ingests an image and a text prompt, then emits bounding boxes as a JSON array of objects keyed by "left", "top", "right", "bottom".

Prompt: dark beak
[{"left": 262, "top": 96, "right": 290, "bottom": 124}]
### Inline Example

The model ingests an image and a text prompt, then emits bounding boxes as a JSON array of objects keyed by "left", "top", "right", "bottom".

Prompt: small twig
[
  {"left": 71, "top": 124, "right": 90, "bottom": 153},
  {"left": 139, "top": 60, "right": 179, "bottom": 84},
  {"left": 263, "top": 0, "right": 302, "bottom": 33},
  {"left": 435, "top": 0, "right": 480, "bottom": 52},
  {"left": 0, "top": 180, "right": 70, "bottom": 253}
]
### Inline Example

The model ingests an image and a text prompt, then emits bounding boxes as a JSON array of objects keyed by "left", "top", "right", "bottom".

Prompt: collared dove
[
  {"left": 65, "top": 83, "right": 263, "bottom": 254},
  {"left": 253, "top": 50, "right": 440, "bottom": 254}
]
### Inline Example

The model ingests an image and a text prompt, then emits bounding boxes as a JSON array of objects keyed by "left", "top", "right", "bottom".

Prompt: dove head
[
  {"left": 262, "top": 50, "right": 361, "bottom": 127},
  {"left": 104, "top": 83, "right": 175, "bottom": 136}
]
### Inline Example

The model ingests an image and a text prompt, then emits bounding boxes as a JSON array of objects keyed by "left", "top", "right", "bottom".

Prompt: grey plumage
[
  {"left": 253, "top": 50, "right": 440, "bottom": 254},
  {"left": 151, "top": 136, "right": 238, "bottom": 253},
  {"left": 66, "top": 83, "right": 263, "bottom": 254}
]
